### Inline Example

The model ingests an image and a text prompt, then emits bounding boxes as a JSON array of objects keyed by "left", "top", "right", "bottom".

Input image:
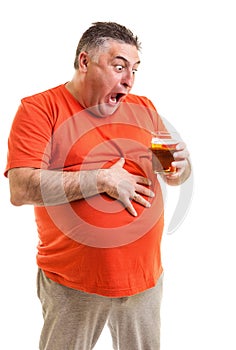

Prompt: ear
[{"left": 78, "top": 52, "right": 89, "bottom": 72}]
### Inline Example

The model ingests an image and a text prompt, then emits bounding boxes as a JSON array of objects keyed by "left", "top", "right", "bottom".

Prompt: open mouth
[{"left": 109, "top": 93, "right": 126, "bottom": 104}]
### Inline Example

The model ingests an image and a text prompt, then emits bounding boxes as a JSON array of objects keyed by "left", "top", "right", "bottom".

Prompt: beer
[{"left": 150, "top": 135, "right": 178, "bottom": 174}]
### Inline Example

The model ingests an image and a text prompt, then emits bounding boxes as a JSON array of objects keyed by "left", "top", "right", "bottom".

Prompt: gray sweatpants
[{"left": 37, "top": 269, "right": 163, "bottom": 350}]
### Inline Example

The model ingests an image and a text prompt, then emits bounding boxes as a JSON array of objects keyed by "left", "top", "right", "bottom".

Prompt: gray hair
[{"left": 74, "top": 22, "right": 141, "bottom": 69}]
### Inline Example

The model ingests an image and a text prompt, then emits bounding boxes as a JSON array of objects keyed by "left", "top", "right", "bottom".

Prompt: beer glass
[{"left": 150, "top": 131, "right": 178, "bottom": 174}]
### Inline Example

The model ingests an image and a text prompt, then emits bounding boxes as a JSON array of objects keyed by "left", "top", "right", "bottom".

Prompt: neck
[{"left": 65, "top": 74, "right": 85, "bottom": 107}]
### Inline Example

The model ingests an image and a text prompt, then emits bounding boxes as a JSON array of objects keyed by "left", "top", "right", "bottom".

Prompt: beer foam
[{"left": 151, "top": 137, "right": 177, "bottom": 145}]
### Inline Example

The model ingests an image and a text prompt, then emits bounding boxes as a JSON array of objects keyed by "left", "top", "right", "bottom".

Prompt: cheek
[
  {"left": 88, "top": 68, "right": 119, "bottom": 97},
  {"left": 95, "top": 77, "right": 115, "bottom": 96}
]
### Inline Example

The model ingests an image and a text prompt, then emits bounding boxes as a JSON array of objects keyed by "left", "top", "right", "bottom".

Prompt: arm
[{"left": 8, "top": 158, "right": 154, "bottom": 217}]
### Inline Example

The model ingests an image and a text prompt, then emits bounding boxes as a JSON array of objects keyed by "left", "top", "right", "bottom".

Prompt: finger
[
  {"left": 164, "top": 171, "right": 180, "bottom": 181},
  {"left": 172, "top": 159, "right": 188, "bottom": 169},
  {"left": 122, "top": 197, "right": 137, "bottom": 217},
  {"left": 173, "top": 149, "right": 189, "bottom": 160},
  {"left": 133, "top": 193, "right": 151, "bottom": 208},
  {"left": 127, "top": 205, "right": 138, "bottom": 217},
  {"left": 162, "top": 166, "right": 184, "bottom": 180},
  {"left": 133, "top": 175, "right": 152, "bottom": 186},
  {"left": 176, "top": 141, "right": 186, "bottom": 151},
  {"left": 135, "top": 184, "right": 155, "bottom": 198}
]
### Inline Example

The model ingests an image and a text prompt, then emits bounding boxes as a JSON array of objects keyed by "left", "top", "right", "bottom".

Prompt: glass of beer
[{"left": 150, "top": 131, "right": 178, "bottom": 174}]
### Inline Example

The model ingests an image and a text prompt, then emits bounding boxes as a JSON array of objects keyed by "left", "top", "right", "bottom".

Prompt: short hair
[{"left": 74, "top": 22, "right": 141, "bottom": 69}]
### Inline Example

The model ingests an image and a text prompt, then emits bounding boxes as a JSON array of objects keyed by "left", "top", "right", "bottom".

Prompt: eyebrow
[{"left": 115, "top": 55, "right": 141, "bottom": 66}]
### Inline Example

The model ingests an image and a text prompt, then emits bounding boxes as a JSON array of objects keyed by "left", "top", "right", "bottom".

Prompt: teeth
[{"left": 110, "top": 95, "right": 117, "bottom": 103}]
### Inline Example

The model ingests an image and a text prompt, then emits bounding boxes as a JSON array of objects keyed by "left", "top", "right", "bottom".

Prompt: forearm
[
  {"left": 8, "top": 159, "right": 154, "bottom": 217},
  {"left": 8, "top": 168, "right": 106, "bottom": 206}
]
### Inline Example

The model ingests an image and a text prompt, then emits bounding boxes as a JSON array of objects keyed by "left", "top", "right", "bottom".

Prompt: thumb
[{"left": 111, "top": 157, "right": 125, "bottom": 169}]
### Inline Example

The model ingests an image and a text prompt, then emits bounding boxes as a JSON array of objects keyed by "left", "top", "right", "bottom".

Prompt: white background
[{"left": 0, "top": 0, "right": 235, "bottom": 349}]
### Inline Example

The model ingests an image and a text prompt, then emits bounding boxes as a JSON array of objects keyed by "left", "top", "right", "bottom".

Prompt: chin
[{"left": 89, "top": 103, "right": 120, "bottom": 118}]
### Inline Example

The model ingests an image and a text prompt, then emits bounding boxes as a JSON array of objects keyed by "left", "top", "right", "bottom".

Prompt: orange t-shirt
[{"left": 5, "top": 84, "right": 166, "bottom": 297}]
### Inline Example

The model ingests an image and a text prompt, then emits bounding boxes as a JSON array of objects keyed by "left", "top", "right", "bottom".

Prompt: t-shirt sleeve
[{"left": 4, "top": 98, "right": 53, "bottom": 177}]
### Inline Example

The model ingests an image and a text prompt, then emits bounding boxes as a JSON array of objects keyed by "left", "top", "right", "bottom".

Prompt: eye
[
  {"left": 132, "top": 69, "right": 138, "bottom": 74},
  {"left": 115, "top": 65, "right": 124, "bottom": 72}
]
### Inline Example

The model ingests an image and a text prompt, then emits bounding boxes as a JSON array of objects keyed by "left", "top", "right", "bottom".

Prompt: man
[{"left": 5, "top": 22, "right": 191, "bottom": 350}]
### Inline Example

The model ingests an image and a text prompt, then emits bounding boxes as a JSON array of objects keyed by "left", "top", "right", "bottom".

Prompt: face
[{"left": 79, "top": 41, "right": 140, "bottom": 117}]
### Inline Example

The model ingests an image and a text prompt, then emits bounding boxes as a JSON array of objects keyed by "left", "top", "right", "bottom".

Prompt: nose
[{"left": 121, "top": 68, "right": 134, "bottom": 89}]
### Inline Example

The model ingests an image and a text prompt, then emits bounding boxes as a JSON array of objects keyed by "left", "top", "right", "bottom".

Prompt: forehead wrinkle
[{"left": 114, "top": 55, "right": 141, "bottom": 66}]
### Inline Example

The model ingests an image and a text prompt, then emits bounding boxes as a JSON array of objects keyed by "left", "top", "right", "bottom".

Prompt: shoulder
[
  {"left": 20, "top": 84, "right": 67, "bottom": 106},
  {"left": 19, "top": 84, "right": 69, "bottom": 123},
  {"left": 124, "top": 94, "right": 165, "bottom": 130},
  {"left": 124, "top": 94, "right": 157, "bottom": 111},
  {"left": 13, "top": 84, "right": 67, "bottom": 128}
]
